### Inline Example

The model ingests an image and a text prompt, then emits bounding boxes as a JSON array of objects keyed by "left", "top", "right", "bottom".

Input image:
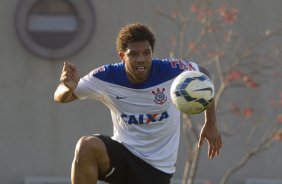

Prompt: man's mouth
[{"left": 136, "top": 66, "right": 145, "bottom": 71}]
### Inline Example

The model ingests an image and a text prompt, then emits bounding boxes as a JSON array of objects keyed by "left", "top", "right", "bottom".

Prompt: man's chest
[{"left": 104, "top": 81, "right": 173, "bottom": 113}]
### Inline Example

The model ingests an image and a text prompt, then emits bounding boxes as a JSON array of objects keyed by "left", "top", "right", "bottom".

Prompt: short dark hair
[{"left": 116, "top": 22, "right": 156, "bottom": 52}]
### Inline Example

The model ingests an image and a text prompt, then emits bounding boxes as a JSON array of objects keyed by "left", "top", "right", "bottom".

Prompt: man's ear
[{"left": 118, "top": 51, "right": 125, "bottom": 62}]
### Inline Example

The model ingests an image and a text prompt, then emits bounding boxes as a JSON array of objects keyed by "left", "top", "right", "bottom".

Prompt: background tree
[{"left": 156, "top": 0, "right": 282, "bottom": 183}]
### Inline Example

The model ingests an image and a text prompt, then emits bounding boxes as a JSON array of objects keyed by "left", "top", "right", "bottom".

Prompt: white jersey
[{"left": 74, "top": 58, "right": 199, "bottom": 174}]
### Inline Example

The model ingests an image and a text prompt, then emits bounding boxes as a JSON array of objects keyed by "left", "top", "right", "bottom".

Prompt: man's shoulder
[
  {"left": 153, "top": 58, "right": 198, "bottom": 71},
  {"left": 92, "top": 62, "right": 123, "bottom": 76},
  {"left": 87, "top": 62, "right": 125, "bottom": 85}
]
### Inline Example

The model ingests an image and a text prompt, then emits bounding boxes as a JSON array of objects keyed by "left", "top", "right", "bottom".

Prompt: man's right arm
[
  {"left": 54, "top": 83, "right": 78, "bottom": 103},
  {"left": 54, "top": 62, "right": 80, "bottom": 103}
]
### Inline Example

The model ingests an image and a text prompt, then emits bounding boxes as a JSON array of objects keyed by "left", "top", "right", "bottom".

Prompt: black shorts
[{"left": 96, "top": 135, "right": 173, "bottom": 184}]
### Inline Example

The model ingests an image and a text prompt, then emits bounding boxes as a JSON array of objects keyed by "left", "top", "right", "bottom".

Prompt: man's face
[{"left": 119, "top": 41, "right": 153, "bottom": 84}]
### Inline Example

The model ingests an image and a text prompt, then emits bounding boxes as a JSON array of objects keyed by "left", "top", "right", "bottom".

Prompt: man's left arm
[
  {"left": 198, "top": 102, "right": 222, "bottom": 158},
  {"left": 198, "top": 65, "right": 222, "bottom": 159}
]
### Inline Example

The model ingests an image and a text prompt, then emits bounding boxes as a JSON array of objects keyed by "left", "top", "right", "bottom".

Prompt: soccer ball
[{"left": 170, "top": 70, "right": 215, "bottom": 114}]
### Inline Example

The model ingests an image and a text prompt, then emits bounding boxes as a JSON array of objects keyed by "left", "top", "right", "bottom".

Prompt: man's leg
[{"left": 71, "top": 136, "right": 111, "bottom": 184}]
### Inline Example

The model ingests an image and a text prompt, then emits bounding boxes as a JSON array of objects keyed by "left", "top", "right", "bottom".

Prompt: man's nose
[{"left": 136, "top": 54, "right": 145, "bottom": 62}]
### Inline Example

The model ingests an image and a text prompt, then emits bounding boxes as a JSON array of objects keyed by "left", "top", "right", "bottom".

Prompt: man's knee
[
  {"left": 74, "top": 136, "right": 107, "bottom": 161},
  {"left": 73, "top": 136, "right": 110, "bottom": 177}
]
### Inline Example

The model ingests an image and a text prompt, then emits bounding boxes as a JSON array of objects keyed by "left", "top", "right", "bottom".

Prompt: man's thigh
[
  {"left": 96, "top": 135, "right": 128, "bottom": 184},
  {"left": 127, "top": 152, "right": 172, "bottom": 184},
  {"left": 96, "top": 135, "right": 172, "bottom": 184}
]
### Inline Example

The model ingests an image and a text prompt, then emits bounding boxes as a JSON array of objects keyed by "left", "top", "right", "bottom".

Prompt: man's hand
[
  {"left": 54, "top": 61, "right": 80, "bottom": 103},
  {"left": 198, "top": 123, "right": 222, "bottom": 159},
  {"left": 60, "top": 61, "right": 80, "bottom": 91}
]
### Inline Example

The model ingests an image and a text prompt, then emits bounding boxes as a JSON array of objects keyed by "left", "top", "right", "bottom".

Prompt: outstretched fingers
[
  {"left": 60, "top": 61, "right": 80, "bottom": 90},
  {"left": 208, "top": 134, "right": 222, "bottom": 159}
]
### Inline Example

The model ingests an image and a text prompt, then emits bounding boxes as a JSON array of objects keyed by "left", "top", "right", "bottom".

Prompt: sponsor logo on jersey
[
  {"left": 116, "top": 95, "right": 128, "bottom": 99},
  {"left": 121, "top": 111, "right": 169, "bottom": 125},
  {"left": 170, "top": 59, "right": 196, "bottom": 70},
  {"left": 152, "top": 88, "right": 167, "bottom": 105}
]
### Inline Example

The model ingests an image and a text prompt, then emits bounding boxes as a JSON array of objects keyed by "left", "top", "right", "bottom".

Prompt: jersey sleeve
[
  {"left": 73, "top": 70, "right": 106, "bottom": 100},
  {"left": 168, "top": 58, "right": 200, "bottom": 72},
  {"left": 155, "top": 58, "right": 200, "bottom": 79}
]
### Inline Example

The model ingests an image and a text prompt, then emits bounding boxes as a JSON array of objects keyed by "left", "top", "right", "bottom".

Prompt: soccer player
[{"left": 54, "top": 22, "right": 222, "bottom": 184}]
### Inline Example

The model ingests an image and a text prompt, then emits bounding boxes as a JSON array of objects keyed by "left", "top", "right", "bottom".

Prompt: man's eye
[{"left": 130, "top": 53, "right": 137, "bottom": 57}]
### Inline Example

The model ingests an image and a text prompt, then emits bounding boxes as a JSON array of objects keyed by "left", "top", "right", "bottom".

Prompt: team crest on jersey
[{"left": 152, "top": 88, "right": 167, "bottom": 105}]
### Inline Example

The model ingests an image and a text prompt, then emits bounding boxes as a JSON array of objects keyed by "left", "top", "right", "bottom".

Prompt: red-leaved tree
[{"left": 156, "top": 0, "right": 282, "bottom": 183}]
